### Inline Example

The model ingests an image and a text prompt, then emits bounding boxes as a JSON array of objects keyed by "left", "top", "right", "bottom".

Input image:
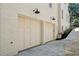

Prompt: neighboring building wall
[
  {"left": 60, "top": 3, "right": 70, "bottom": 33},
  {"left": 57, "top": 3, "right": 70, "bottom": 38}
]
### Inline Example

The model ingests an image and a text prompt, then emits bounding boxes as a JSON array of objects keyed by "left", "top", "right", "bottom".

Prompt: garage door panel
[
  {"left": 18, "top": 16, "right": 25, "bottom": 51},
  {"left": 24, "top": 18, "right": 31, "bottom": 49},
  {"left": 43, "top": 22, "right": 54, "bottom": 43},
  {"left": 30, "top": 19, "right": 41, "bottom": 47},
  {"left": 48, "top": 23, "right": 54, "bottom": 41}
]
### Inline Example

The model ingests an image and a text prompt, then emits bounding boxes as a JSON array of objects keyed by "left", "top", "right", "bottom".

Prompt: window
[
  {"left": 62, "top": 10, "right": 63, "bottom": 19},
  {"left": 64, "top": 3, "right": 66, "bottom": 5},
  {"left": 49, "top": 3, "right": 52, "bottom": 8}
]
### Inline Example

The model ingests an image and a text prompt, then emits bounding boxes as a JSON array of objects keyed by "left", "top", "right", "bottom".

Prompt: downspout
[{"left": 57, "top": 3, "right": 62, "bottom": 39}]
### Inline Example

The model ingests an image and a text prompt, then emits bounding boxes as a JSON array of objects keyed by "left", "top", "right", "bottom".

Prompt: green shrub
[{"left": 61, "top": 28, "right": 73, "bottom": 39}]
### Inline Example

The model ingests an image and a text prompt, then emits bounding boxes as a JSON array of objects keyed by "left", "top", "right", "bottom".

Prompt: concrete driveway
[
  {"left": 17, "top": 39, "right": 67, "bottom": 56},
  {"left": 64, "top": 27, "right": 79, "bottom": 56},
  {"left": 17, "top": 28, "right": 79, "bottom": 56}
]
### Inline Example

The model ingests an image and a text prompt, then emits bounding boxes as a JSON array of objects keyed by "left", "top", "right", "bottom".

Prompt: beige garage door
[
  {"left": 43, "top": 22, "right": 54, "bottom": 43},
  {"left": 30, "top": 19, "right": 41, "bottom": 47},
  {"left": 24, "top": 18, "right": 41, "bottom": 49},
  {"left": 18, "top": 15, "right": 41, "bottom": 51}
]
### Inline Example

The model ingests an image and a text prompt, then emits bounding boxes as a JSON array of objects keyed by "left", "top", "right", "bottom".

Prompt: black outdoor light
[
  {"left": 50, "top": 16, "right": 56, "bottom": 20},
  {"left": 52, "top": 17, "right": 55, "bottom": 20},
  {"left": 33, "top": 8, "right": 40, "bottom": 14}
]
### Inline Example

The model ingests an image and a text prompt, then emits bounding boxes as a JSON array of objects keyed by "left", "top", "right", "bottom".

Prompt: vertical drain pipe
[{"left": 57, "top": 3, "right": 62, "bottom": 39}]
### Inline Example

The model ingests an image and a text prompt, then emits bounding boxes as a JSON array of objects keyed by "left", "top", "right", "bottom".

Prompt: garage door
[
  {"left": 18, "top": 15, "right": 41, "bottom": 51},
  {"left": 24, "top": 17, "right": 41, "bottom": 48},
  {"left": 43, "top": 22, "right": 54, "bottom": 43},
  {"left": 30, "top": 19, "right": 41, "bottom": 47}
]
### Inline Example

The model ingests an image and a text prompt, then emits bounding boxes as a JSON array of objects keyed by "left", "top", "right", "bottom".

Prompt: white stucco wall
[
  {"left": 0, "top": 3, "right": 70, "bottom": 55},
  {"left": 0, "top": 3, "right": 58, "bottom": 55},
  {"left": 16, "top": 3, "right": 58, "bottom": 21},
  {"left": 0, "top": 4, "right": 18, "bottom": 55}
]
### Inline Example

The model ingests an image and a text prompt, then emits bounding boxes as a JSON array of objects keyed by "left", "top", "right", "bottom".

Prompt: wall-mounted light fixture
[
  {"left": 33, "top": 8, "right": 40, "bottom": 14},
  {"left": 52, "top": 17, "right": 55, "bottom": 20},
  {"left": 50, "top": 16, "right": 56, "bottom": 20}
]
